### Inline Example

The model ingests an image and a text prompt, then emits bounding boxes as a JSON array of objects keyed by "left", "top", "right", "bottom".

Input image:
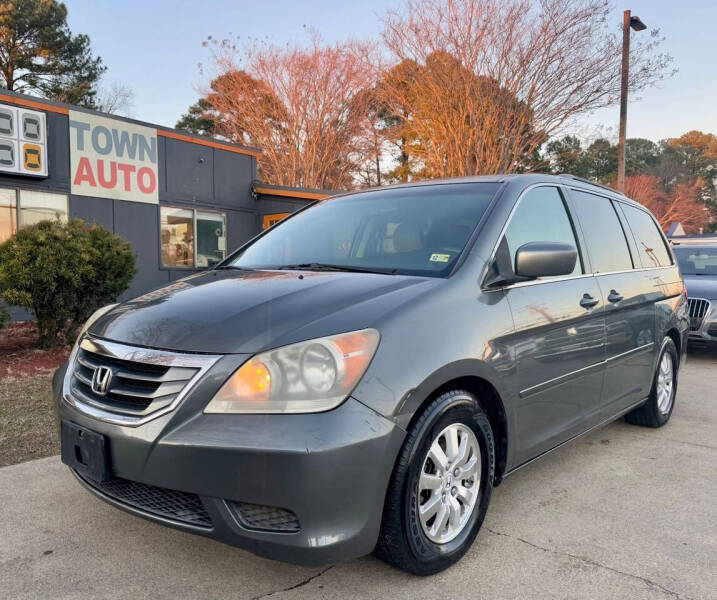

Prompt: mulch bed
[
  {"left": 0, "top": 322, "right": 71, "bottom": 381},
  {"left": 0, "top": 374, "right": 59, "bottom": 467},
  {"left": 0, "top": 322, "right": 68, "bottom": 466}
]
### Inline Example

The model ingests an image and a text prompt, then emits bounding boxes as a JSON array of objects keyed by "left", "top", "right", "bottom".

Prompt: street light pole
[{"left": 617, "top": 9, "right": 646, "bottom": 193}]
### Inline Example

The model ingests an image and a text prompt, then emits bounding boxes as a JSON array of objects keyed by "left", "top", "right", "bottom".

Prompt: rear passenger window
[
  {"left": 620, "top": 204, "right": 672, "bottom": 267},
  {"left": 504, "top": 186, "right": 582, "bottom": 276},
  {"left": 571, "top": 190, "right": 633, "bottom": 273}
]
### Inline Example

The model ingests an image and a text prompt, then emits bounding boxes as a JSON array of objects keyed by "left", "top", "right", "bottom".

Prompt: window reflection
[
  {"left": 0, "top": 188, "right": 16, "bottom": 243},
  {"left": 160, "top": 206, "right": 227, "bottom": 269},
  {"left": 196, "top": 211, "right": 226, "bottom": 267},
  {"left": 161, "top": 207, "right": 194, "bottom": 268},
  {"left": 19, "top": 190, "right": 68, "bottom": 227}
]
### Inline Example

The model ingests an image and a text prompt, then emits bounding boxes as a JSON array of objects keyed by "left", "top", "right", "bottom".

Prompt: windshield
[
  {"left": 673, "top": 246, "right": 717, "bottom": 276},
  {"left": 230, "top": 183, "right": 500, "bottom": 277}
]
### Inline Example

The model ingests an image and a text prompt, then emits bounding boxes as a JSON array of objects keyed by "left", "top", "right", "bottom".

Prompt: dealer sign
[{"left": 69, "top": 110, "right": 158, "bottom": 203}]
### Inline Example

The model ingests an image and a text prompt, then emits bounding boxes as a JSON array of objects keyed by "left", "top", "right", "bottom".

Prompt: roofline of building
[
  {"left": 253, "top": 182, "right": 335, "bottom": 201},
  {"left": 0, "top": 89, "right": 262, "bottom": 159}
]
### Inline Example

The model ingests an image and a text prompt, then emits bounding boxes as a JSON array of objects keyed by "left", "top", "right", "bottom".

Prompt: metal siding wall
[
  {"left": 213, "top": 149, "right": 255, "bottom": 210},
  {"left": 163, "top": 138, "right": 214, "bottom": 203},
  {"left": 69, "top": 195, "right": 113, "bottom": 228},
  {"left": 112, "top": 201, "right": 169, "bottom": 300},
  {"left": 45, "top": 112, "right": 71, "bottom": 190},
  {"left": 259, "top": 195, "right": 312, "bottom": 215},
  {"left": 157, "top": 135, "right": 167, "bottom": 195},
  {"left": 227, "top": 209, "right": 260, "bottom": 252}
]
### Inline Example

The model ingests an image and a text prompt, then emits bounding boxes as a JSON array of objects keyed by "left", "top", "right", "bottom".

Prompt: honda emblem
[{"left": 91, "top": 365, "right": 113, "bottom": 396}]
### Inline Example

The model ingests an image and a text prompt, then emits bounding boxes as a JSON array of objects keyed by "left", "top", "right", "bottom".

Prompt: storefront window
[
  {"left": 0, "top": 188, "right": 17, "bottom": 243},
  {"left": 0, "top": 188, "right": 67, "bottom": 242},
  {"left": 19, "top": 190, "right": 68, "bottom": 227},
  {"left": 160, "top": 206, "right": 227, "bottom": 269},
  {"left": 196, "top": 210, "right": 226, "bottom": 267},
  {"left": 161, "top": 206, "right": 195, "bottom": 268}
]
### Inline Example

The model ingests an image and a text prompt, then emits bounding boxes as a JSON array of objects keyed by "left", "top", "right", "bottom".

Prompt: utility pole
[{"left": 617, "top": 9, "right": 646, "bottom": 193}]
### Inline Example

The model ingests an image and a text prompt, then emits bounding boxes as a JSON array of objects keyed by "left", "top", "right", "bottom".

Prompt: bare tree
[
  {"left": 95, "top": 81, "right": 135, "bottom": 116},
  {"left": 198, "top": 35, "right": 376, "bottom": 190},
  {"left": 623, "top": 174, "right": 711, "bottom": 233},
  {"left": 378, "top": 0, "right": 673, "bottom": 178}
]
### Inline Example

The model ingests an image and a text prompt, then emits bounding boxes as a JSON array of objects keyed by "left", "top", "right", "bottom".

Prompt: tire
[
  {"left": 374, "top": 389, "right": 495, "bottom": 575},
  {"left": 624, "top": 337, "right": 678, "bottom": 428}
]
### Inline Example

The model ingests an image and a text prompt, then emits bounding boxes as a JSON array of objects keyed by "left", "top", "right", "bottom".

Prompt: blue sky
[{"left": 64, "top": 0, "right": 716, "bottom": 142}]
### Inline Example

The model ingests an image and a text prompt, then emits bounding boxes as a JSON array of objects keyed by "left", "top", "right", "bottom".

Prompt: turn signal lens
[
  {"left": 225, "top": 358, "right": 273, "bottom": 401},
  {"left": 204, "top": 329, "right": 380, "bottom": 414}
]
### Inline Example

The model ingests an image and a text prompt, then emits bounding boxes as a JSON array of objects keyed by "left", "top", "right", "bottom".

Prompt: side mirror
[{"left": 515, "top": 242, "right": 577, "bottom": 279}]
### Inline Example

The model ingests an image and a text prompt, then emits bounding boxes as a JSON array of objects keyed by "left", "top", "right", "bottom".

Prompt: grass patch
[{"left": 0, "top": 374, "right": 59, "bottom": 467}]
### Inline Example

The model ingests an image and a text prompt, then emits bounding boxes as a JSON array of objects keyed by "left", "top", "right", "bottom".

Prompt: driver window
[{"left": 504, "top": 186, "right": 582, "bottom": 276}]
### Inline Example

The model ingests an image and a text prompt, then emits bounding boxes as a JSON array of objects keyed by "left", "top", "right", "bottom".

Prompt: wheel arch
[
  {"left": 665, "top": 327, "right": 682, "bottom": 364},
  {"left": 397, "top": 360, "right": 513, "bottom": 486}
]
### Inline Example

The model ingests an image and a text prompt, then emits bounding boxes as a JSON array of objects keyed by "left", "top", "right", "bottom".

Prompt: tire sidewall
[
  {"left": 402, "top": 392, "right": 494, "bottom": 572},
  {"left": 651, "top": 338, "right": 678, "bottom": 425}
]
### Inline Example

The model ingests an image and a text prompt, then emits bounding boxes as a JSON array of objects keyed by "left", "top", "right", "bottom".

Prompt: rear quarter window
[{"left": 620, "top": 203, "right": 673, "bottom": 268}]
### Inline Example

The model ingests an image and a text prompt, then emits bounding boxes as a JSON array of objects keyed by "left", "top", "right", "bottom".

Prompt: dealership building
[{"left": 0, "top": 89, "right": 330, "bottom": 316}]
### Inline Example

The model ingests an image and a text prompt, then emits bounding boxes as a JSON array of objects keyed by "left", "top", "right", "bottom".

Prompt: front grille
[
  {"left": 78, "top": 472, "right": 212, "bottom": 528},
  {"left": 228, "top": 501, "right": 300, "bottom": 532},
  {"left": 688, "top": 298, "right": 711, "bottom": 331},
  {"left": 71, "top": 343, "right": 199, "bottom": 417}
]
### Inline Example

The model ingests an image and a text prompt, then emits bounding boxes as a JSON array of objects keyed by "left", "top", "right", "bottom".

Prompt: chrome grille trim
[
  {"left": 687, "top": 298, "right": 711, "bottom": 331},
  {"left": 62, "top": 336, "right": 221, "bottom": 427}
]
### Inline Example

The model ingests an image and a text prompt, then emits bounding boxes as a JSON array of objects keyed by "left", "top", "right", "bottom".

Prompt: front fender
[{"left": 394, "top": 358, "right": 513, "bottom": 426}]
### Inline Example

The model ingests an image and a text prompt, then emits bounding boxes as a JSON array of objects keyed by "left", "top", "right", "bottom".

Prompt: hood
[
  {"left": 89, "top": 269, "right": 439, "bottom": 354},
  {"left": 683, "top": 276, "right": 717, "bottom": 301}
]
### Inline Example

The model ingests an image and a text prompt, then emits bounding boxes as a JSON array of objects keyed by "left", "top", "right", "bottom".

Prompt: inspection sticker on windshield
[{"left": 429, "top": 253, "right": 451, "bottom": 263}]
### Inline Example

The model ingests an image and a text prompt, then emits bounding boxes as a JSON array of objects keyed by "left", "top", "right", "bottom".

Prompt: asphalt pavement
[{"left": 1, "top": 352, "right": 715, "bottom": 600}]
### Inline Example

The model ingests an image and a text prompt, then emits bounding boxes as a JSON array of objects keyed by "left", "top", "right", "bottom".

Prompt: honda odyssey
[{"left": 54, "top": 174, "right": 688, "bottom": 575}]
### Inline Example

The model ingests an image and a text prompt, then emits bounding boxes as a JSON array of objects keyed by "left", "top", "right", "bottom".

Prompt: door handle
[
  {"left": 580, "top": 293, "right": 599, "bottom": 309},
  {"left": 607, "top": 289, "right": 624, "bottom": 303}
]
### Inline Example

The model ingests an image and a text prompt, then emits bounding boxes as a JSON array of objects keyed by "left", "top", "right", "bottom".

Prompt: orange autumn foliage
[{"left": 622, "top": 174, "right": 711, "bottom": 234}]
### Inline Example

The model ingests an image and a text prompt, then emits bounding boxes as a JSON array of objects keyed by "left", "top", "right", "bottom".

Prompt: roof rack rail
[{"left": 556, "top": 174, "right": 626, "bottom": 196}]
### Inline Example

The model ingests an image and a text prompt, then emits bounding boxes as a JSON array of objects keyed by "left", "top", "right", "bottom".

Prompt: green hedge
[
  {"left": 0, "top": 219, "right": 136, "bottom": 347},
  {"left": 0, "top": 301, "right": 8, "bottom": 332}
]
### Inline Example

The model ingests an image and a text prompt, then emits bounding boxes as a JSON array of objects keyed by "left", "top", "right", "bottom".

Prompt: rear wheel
[
  {"left": 374, "top": 389, "right": 494, "bottom": 575},
  {"left": 624, "top": 337, "right": 678, "bottom": 428}
]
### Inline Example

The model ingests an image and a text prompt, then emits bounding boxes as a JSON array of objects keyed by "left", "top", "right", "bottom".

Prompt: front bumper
[
  {"left": 54, "top": 362, "right": 405, "bottom": 566},
  {"left": 687, "top": 309, "right": 717, "bottom": 347}
]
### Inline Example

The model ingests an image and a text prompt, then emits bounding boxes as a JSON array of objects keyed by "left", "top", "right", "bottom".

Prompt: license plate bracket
[{"left": 61, "top": 421, "right": 111, "bottom": 483}]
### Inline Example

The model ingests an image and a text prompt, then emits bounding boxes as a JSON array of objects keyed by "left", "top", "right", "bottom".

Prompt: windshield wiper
[
  {"left": 214, "top": 265, "right": 256, "bottom": 271},
  {"left": 276, "top": 263, "right": 398, "bottom": 275}
]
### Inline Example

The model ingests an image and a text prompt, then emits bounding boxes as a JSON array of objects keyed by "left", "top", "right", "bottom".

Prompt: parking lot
[{"left": 1, "top": 351, "right": 715, "bottom": 600}]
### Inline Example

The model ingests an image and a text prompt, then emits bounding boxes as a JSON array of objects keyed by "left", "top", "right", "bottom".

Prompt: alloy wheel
[
  {"left": 656, "top": 352, "right": 674, "bottom": 415},
  {"left": 417, "top": 423, "right": 481, "bottom": 544}
]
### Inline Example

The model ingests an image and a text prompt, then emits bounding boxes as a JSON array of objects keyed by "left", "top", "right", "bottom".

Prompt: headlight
[{"left": 204, "top": 329, "right": 380, "bottom": 414}]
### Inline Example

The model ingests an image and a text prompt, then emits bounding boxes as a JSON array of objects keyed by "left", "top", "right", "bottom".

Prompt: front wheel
[
  {"left": 374, "top": 390, "right": 495, "bottom": 575},
  {"left": 624, "top": 337, "right": 678, "bottom": 428}
]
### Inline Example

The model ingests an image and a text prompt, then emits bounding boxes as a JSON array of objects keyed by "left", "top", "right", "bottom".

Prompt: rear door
[
  {"left": 501, "top": 185, "right": 606, "bottom": 465},
  {"left": 568, "top": 190, "right": 657, "bottom": 415}
]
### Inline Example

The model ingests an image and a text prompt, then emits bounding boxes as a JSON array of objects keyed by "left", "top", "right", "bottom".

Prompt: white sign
[
  {"left": 0, "top": 103, "right": 48, "bottom": 176},
  {"left": 69, "top": 110, "right": 158, "bottom": 203}
]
